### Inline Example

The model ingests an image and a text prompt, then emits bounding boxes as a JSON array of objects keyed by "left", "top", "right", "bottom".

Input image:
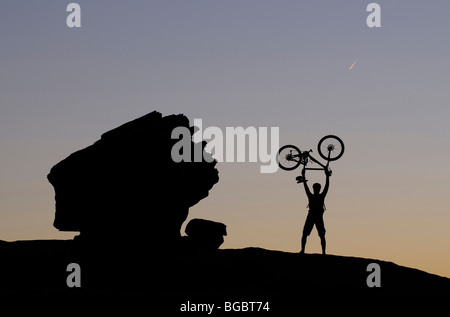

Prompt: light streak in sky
[{"left": 348, "top": 60, "right": 358, "bottom": 70}]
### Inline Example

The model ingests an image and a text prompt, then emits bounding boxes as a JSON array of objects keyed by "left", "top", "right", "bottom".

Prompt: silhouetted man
[{"left": 299, "top": 168, "right": 330, "bottom": 255}]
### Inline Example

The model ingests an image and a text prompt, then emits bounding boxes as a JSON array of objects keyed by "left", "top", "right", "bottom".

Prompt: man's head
[{"left": 312, "top": 183, "right": 321, "bottom": 194}]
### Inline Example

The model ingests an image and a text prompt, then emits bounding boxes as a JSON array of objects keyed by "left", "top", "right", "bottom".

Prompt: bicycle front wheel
[
  {"left": 317, "top": 135, "right": 345, "bottom": 161},
  {"left": 277, "top": 145, "right": 302, "bottom": 171}
]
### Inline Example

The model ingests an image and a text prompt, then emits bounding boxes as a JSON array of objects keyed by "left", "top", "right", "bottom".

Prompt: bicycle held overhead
[{"left": 277, "top": 135, "right": 344, "bottom": 182}]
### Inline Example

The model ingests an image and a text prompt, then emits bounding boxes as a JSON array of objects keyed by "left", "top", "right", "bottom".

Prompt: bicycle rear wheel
[
  {"left": 317, "top": 135, "right": 345, "bottom": 161},
  {"left": 277, "top": 145, "right": 302, "bottom": 171}
]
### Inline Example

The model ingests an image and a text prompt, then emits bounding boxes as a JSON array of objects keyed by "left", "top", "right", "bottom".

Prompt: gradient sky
[{"left": 1, "top": 1, "right": 450, "bottom": 278}]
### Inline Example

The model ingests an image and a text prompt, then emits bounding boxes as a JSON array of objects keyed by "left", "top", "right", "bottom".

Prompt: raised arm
[
  {"left": 302, "top": 168, "right": 312, "bottom": 197},
  {"left": 322, "top": 169, "right": 330, "bottom": 196}
]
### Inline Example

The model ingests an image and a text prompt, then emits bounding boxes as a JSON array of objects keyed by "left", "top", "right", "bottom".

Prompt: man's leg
[
  {"left": 300, "top": 234, "right": 307, "bottom": 254},
  {"left": 320, "top": 235, "right": 326, "bottom": 255},
  {"left": 316, "top": 215, "right": 326, "bottom": 255},
  {"left": 300, "top": 214, "right": 314, "bottom": 254}
]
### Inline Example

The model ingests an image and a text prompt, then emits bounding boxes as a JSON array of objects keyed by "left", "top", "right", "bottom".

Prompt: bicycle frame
[{"left": 294, "top": 149, "right": 331, "bottom": 172}]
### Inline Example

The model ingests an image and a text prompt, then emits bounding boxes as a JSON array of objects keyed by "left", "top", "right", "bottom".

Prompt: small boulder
[{"left": 185, "top": 218, "right": 227, "bottom": 251}]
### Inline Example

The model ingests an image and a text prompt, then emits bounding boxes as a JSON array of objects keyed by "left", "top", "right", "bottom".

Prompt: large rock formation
[{"left": 47, "top": 111, "right": 219, "bottom": 248}]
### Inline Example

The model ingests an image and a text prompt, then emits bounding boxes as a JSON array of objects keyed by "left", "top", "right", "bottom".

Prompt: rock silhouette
[
  {"left": 184, "top": 218, "right": 227, "bottom": 251},
  {"left": 47, "top": 111, "right": 219, "bottom": 249}
]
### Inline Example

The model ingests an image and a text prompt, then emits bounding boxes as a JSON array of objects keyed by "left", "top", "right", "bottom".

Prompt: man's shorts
[{"left": 302, "top": 210, "right": 326, "bottom": 237}]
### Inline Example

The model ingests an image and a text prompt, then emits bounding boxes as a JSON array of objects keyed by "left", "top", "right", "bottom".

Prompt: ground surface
[{"left": 1, "top": 240, "right": 448, "bottom": 312}]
